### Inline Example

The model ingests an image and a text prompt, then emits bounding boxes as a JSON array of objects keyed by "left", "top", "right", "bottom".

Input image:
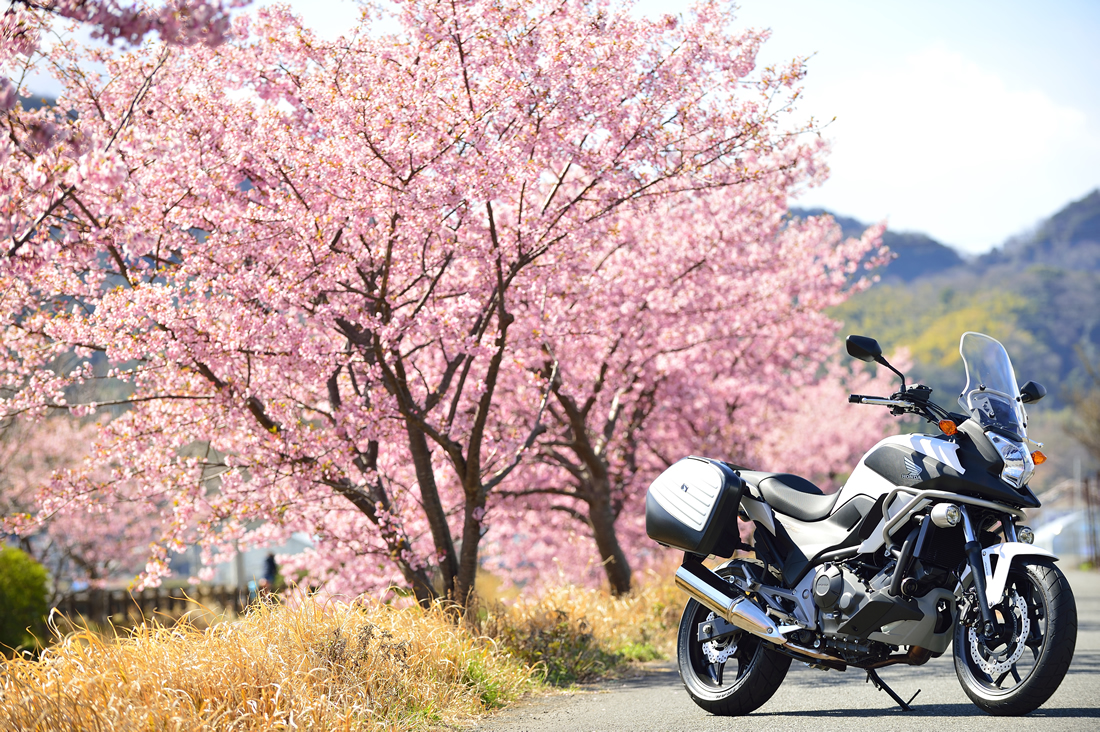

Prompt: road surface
[{"left": 473, "top": 569, "right": 1100, "bottom": 731}]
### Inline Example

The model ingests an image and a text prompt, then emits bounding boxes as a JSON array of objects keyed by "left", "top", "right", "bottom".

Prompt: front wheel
[
  {"left": 954, "top": 558, "right": 1077, "bottom": 716},
  {"left": 677, "top": 564, "right": 791, "bottom": 715}
]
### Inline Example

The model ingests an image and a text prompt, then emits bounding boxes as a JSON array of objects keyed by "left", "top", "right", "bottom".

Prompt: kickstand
[{"left": 865, "top": 669, "right": 920, "bottom": 712}]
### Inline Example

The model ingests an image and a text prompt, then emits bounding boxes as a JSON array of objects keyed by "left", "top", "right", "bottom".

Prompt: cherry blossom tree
[
  {"left": 482, "top": 197, "right": 890, "bottom": 594},
  {"left": 2, "top": 0, "right": 241, "bottom": 53},
  {"left": 3, "top": 0, "right": 244, "bottom": 125},
  {"left": 0, "top": 415, "right": 158, "bottom": 591},
  {"left": 1, "top": 0, "right": 862, "bottom": 609}
]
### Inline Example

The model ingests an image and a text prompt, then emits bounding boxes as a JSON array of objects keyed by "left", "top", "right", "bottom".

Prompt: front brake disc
[{"left": 968, "top": 591, "right": 1030, "bottom": 676}]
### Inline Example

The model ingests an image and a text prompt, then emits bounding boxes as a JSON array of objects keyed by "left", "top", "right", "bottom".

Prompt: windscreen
[{"left": 958, "top": 332, "right": 1027, "bottom": 440}]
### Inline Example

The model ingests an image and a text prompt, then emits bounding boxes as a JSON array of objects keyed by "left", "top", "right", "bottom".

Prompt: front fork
[{"left": 959, "top": 506, "right": 999, "bottom": 637}]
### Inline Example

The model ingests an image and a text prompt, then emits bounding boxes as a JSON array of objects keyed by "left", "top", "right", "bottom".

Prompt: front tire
[
  {"left": 676, "top": 564, "right": 791, "bottom": 715},
  {"left": 954, "top": 558, "right": 1077, "bottom": 716}
]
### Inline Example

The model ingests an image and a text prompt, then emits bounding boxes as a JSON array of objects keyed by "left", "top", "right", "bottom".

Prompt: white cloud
[{"left": 800, "top": 46, "right": 1100, "bottom": 251}]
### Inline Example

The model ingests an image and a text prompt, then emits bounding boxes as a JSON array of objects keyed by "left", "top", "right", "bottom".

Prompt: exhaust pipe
[
  {"left": 675, "top": 564, "right": 786, "bottom": 644},
  {"left": 676, "top": 561, "right": 846, "bottom": 665}
]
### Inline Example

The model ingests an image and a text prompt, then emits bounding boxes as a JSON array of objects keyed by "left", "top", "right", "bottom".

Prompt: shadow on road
[
  {"left": 752, "top": 704, "right": 1100, "bottom": 719},
  {"left": 1068, "top": 649, "right": 1100, "bottom": 674},
  {"left": 591, "top": 663, "right": 679, "bottom": 691}
]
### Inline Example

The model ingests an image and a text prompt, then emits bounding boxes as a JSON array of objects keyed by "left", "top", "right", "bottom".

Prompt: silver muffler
[
  {"left": 675, "top": 564, "right": 786, "bottom": 644},
  {"left": 676, "top": 562, "right": 849, "bottom": 666}
]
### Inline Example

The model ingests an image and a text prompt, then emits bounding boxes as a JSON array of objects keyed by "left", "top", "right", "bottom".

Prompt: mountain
[
  {"left": 791, "top": 207, "right": 964, "bottom": 282},
  {"left": 976, "top": 189, "right": 1100, "bottom": 272},
  {"left": 826, "top": 190, "right": 1100, "bottom": 386},
  {"left": 822, "top": 191, "right": 1100, "bottom": 488},
  {"left": 16, "top": 95, "right": 57, "bottom": 112},
  {"left": 800, "top": 189, "right": 1100, "bottom": 282}
]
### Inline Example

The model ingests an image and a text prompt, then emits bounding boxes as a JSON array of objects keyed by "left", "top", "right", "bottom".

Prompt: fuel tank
[{"left": 836, "top": 432, "right": 1039, "bottom": 509}]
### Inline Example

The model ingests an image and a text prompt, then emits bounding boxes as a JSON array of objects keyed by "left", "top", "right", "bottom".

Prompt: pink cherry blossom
[{"left": 1, "top": 0, "right": 894, "bottom": 608}]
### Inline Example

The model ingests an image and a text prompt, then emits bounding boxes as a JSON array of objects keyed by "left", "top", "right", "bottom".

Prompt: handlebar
[
  {"left": 849, "top": 388, "right": 959, "bottom": 426},
  {"left": 848, "top": 394, "right": 911, "bottom": 408}
]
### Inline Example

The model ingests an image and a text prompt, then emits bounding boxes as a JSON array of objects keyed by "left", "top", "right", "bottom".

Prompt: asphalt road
[{"left": 472, "top": 569, "right": 1100, "bottom": 731}]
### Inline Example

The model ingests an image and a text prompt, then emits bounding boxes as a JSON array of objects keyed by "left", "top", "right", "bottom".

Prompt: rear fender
[{"left": 961, "top": 542, "right": 1058, "bottom": 606}]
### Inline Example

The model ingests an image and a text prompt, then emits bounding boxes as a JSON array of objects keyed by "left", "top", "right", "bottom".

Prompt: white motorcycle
[{"left": 646, "top": 332, "right": 1076, "bottom": 716}]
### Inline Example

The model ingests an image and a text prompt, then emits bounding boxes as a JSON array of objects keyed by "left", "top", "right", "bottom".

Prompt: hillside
[
  {"left": 978, "top": 189, "right": 1100, "bottom": 272},
  {"left": 824, "top": 190, "right": 1100, "bottom": 487},
  {"left": 819, "top": 190, "right": 1100, "bottom": 389},
  {"left": 792, "top": 207, "right": 964, "bottom": 282}
]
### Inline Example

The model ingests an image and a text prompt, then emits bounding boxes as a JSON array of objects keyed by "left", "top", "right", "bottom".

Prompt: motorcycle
[{"left": 646, "top": 332, "right": 1077, "bottom": 716}]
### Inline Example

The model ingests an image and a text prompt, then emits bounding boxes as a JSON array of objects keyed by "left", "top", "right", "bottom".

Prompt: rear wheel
[
  {"left": 954, "top": 559, "right": 1076, "bottom": 716},
  {"left": 676, "top": 564, "right": 791, "bottom": 715}
]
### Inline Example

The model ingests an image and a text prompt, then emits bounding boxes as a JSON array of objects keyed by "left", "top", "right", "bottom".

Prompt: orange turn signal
[
  {"left": 938, "top": 420, "right": 958, "bottom": 436},
  {"left": 1032, "top": 450, "right": 1047, "bottom": 465}
]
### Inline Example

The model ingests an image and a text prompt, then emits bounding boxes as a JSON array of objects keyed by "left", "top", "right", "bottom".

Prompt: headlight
[
  {"left": 985, "top": 431, "right": 1035, "bottom": 489},
  {"left": 1017, "top": 526, "right": 1035, "bottom": 544}
]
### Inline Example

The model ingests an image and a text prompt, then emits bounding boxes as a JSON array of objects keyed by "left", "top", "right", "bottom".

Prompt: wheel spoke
[
  {"left": 1010, "top": 664, "right": 1022, "bottom": 683},
  {"left": 707, "top": 661, "right": 723, "bottom": 686},
  {"left": 994, "top": 670, "right": 1009, "bottom": 686}
]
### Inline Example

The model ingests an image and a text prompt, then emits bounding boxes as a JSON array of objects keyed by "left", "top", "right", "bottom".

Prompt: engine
[{"left": 805, "top": 561, "right": 956, "bottom": 656}]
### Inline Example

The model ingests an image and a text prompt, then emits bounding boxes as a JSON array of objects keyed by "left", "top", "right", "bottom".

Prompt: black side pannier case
[{"left": 645, "top": 456, "right": 745, "bottom": 557}]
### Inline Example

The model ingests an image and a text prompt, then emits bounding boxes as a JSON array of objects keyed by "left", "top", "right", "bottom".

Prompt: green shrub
[
  {"left": 616, "top": 641, "right": 662, "bottom": 663},
  {"left": 0, "top": 546, "right": 49, "bottom": 656},
  {"left": 485, "top": 608, "right": 620, "bottom": 685}
]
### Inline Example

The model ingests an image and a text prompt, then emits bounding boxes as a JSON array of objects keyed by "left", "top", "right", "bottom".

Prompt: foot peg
[{"left": 866, "top": 669, "right": 920, "bottom": 711}]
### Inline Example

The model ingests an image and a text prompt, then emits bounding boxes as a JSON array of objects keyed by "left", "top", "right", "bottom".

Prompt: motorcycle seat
[{"left": 737, "top": 471, "right": 841, "bottom": 522}]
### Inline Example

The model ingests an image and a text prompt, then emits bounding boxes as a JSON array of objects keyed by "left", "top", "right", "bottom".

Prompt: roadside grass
[
  {"left": 0, "top": 569, "right": 688, "bottom": 729},
  {"left": 0, "top": 597, "right": 534, "bottom": 731},
  {"left": 481, "top": 569, "right": 683, "bottom": 685}
]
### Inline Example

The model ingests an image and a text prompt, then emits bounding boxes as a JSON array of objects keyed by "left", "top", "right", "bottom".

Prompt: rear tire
[
  {"left": 676, "top": 564, "right": 791, "bottom": 715},
  {"left": 954, "top": 559, "right": 1076, "bottom": 716}
]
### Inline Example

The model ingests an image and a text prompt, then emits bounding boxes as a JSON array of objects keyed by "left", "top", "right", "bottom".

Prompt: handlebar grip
[{"left": 849, "top": 394, "right": 867, "bottom": 404}]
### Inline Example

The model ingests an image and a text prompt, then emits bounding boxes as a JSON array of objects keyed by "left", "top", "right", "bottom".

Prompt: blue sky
[
  {"left": 23, "top": 0, "right": 1100, "bottom": 254},
  {"left": 710, "top": 0, "right": 1100, "bottom": 254}
]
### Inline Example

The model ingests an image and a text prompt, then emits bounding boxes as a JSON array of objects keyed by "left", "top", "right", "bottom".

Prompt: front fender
[{"left": 962, "top": 542, "right": 1058, "bottom": 606}]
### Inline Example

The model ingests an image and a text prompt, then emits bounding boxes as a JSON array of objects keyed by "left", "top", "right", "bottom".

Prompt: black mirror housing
[
  {"left": 1020, "top": 381, "right": 1047, "bottom": 404},
  {"left": 846, "top": 335, "right": 883, "bottom": 363}
]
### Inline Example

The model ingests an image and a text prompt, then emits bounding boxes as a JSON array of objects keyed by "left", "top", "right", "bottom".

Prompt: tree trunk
[
  {"left": 587, "top": 487, "right": 633, "bottom": 595},
  {"left": 405, "top": 419, "right": 460, "bottom": 597},
  {"left": 455, "top": 494, "right": 484, "bottom": 610}
]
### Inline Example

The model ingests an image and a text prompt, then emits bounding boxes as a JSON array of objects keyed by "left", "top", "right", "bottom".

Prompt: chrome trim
[
  {"left": 930, "top": 503, "right": 961, "bottom": 528},
  {"left": 675, "top": 566, "right": 785, "bottom": 643},
  {"left": 857, "top": 397, "right": 910, "bottom": 408}
]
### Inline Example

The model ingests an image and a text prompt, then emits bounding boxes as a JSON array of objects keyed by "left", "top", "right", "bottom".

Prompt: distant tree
[
  {"left": 1068, "top": 353, "right": 1100, "bottom": 466},
  {"left": 752, "top": 355, "right": 906, "bottom": 491},
  {"left": 1, "top": 416, "right": 157, "bottom": 590}
]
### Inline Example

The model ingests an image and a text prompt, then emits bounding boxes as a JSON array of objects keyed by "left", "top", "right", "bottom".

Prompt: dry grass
[
  {"left": 480, "top": 569, "right": 684, "bottom": 685},
  {"left": 0, "top": 597, "right": 534, "bottom": 731},
  {"left": 0, "top": 569, "right": 692, "bottom": 730}
]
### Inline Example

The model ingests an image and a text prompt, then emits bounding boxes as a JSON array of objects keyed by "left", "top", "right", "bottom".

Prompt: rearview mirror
[
  {"left": 846, "top": 335, "right": 883, "bottom": 363},
  {"left": 1020, "top": 381, "right": 1047, "bottom": 404}
]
